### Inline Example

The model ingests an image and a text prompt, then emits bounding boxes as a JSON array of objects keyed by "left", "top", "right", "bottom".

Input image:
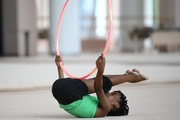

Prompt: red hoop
[{"left": 56, "top": 0, "right": 112, "bottom": 79}]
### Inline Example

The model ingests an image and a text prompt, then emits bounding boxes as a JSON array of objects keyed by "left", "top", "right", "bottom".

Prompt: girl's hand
[
  {"left": 96, "top": 53, "right": 105, "bottom": 73},
  {"left": 55, "top": 55, "right": 63, "bottom": 68}
]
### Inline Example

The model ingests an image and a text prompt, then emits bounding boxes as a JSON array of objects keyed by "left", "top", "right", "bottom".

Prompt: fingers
[
  {"left": 55, "top": 54, "right": 63, "bottom": 62},
  {"left": 96, "top": 53, "right": 106, "bottom": 73},
  {"left": 100, "top": 53, "right": 103, "bottom": 59},
  {"left": 101, "top": 53, "right": 104, "bottom": 58},
  {"left": 96, "top": 53, "right": 105, "bottom": 63},
  {"left": 56, "top": 54, "right": 60, "bottom": 58},
  {"left": 98, "top": 53, "right": 104, "bottom": 59},
  {"left": 56, "top": 54, "right": 62, "bottom": 59}
]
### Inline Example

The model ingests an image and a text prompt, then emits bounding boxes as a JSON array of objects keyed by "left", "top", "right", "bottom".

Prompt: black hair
[{"left": 106, "top": 90, "right": 129, "bottom": 116}]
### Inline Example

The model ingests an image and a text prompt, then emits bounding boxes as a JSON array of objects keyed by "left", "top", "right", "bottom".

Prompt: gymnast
[{"left": 52, "top": 54, "right": 148, "bottom": 118}]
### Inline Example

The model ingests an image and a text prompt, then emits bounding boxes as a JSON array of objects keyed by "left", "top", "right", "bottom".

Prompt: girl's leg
[
  {"left": 82, "top": 79, "right": 95, "bottom": 94},
  {"left": 105, "top": 69, "right": 148, "bottom": 85},
  {"left": 82, "top": 69, "right": 148, "bottom": 94}
]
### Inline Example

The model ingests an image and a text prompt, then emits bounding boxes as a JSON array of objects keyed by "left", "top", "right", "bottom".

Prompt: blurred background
[
  {"left": 0, "top": 0, "right": 179, "bottom": 91},
  {"left": 0, "top": 1, "right": 180, "bottom": 119},
  {"left": 0, "top": 0, "right": 180, "bottom": 57}
]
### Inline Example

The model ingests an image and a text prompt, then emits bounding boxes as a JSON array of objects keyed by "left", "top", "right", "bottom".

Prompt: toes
[
  {"left": 133, "top": 72, "right": 149, "bottom": 81},
  {"left": 127, "top": 69, "right": 149, "bottom": 82},
  {"left": 125, "top": 70, "right": 131, "bottom": 74},
  {"left": 132, "top": 69, "right": 149, "bottom": 81},
  {"left": 132, "top": 68, "right": 140, "bottom": 73},
  {"left": 139, "top": 73, "right": 149, "bottom": 80}
]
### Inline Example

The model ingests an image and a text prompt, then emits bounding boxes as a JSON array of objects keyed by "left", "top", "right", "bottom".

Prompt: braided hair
[{"left": 107, "top": 90, "right": 129, "bottom": 116}]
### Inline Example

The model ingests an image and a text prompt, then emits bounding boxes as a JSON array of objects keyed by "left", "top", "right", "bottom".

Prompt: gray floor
[
  {"left": 0, "top": 83, "right": 180, "bottom": 120},
  {"left": 1, "top": 53, "right": 180, "bottom": 91}
]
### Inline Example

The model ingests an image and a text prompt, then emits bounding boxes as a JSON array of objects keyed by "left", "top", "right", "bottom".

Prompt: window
[{"left": 81, "top": 0, "right": 107, "bottom": 38}]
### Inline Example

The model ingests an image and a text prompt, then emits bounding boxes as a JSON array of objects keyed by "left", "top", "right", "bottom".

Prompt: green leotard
[{"left": 59, "top": 95, "right": 99, "bottom": 118}]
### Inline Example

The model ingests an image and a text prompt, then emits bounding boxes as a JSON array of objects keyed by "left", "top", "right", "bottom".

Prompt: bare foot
[
  {"left": 127, "top": 68, "right": 148, "bottom": 83},
  {"left": 124, "top": 70, "right": 132, "bottom": 75}
]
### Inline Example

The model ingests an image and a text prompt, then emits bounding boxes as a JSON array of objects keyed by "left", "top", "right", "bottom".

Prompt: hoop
[{"left": 56, "top": 0, "right": 112, "bottom": 79}]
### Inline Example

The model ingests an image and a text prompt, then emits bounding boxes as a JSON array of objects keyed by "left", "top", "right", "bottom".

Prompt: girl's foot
[
  {"left": 132, "top": 68, "right": 148, "bottom": 79},
  {"left": 124, "top": 70, "right": 132, "bottom": 75},
  {"left": 127, "top": 68, "right": 148, "bottom": 83}
]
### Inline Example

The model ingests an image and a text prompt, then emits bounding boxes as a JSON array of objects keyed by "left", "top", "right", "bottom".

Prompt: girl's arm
[
  {"left": 55, "top": 55, "right": 64, "bottom": 79},
  {"left": 57, "top": 67, "right": 64, "bottom": 79},
  {"left": 94, "top": 54, "right": 111, "bottom": 117}
]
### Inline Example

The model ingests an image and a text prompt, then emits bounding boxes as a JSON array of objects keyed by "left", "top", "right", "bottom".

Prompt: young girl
[{"left": 52, "top": 54, "right": 148, "bottom": 118}]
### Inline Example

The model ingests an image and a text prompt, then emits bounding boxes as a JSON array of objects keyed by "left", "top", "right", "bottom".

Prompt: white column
[
  {"left": 49, "top": 0, "right": 81, "bottom": 55},
  {"left": 3, "top": 0, "right": 37, "bottom": 56},
  {"left": 175, "top": 0, "right": 180, "bottom": 27}
]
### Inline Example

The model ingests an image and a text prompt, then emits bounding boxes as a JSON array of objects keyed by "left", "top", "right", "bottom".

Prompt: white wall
[
  {"left": 3, "top": 0, "right": 18, "bottom": 55},
  {"left": 175, "top": 0, "right": 180, "bottom": 27},
  {"left": 2, "top": 0, "right": 37, "bottom": 56}
]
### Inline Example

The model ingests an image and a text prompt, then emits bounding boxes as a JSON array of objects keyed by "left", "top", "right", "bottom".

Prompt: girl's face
[{"left": 105, "top": 91, "right": 121, "bottom": 110}]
